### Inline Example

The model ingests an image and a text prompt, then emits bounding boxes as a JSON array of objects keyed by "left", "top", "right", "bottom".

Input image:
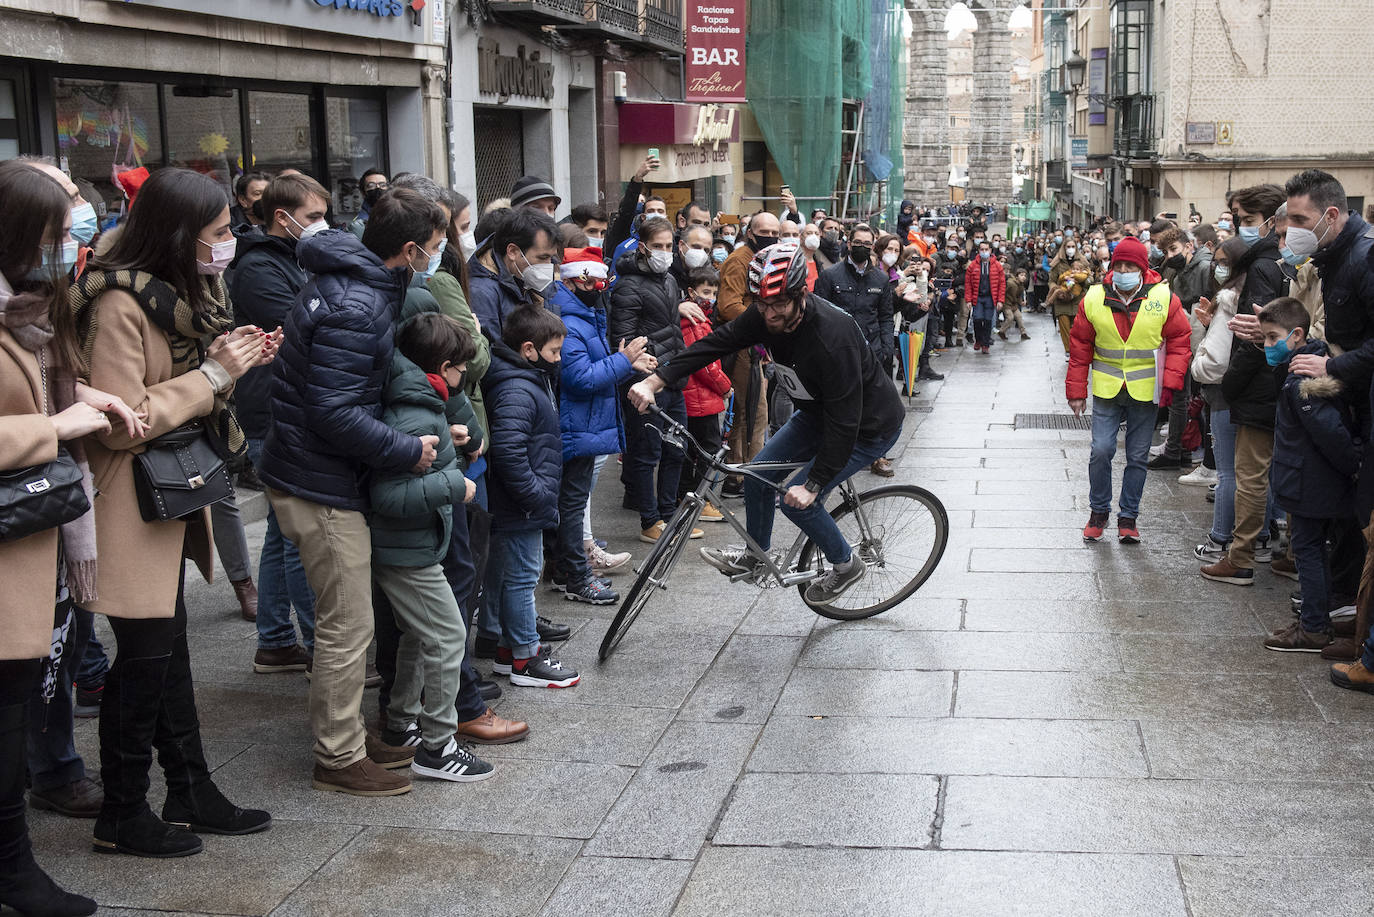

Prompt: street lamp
[{"left": 1064, "top": 51, "right": 1087, "bottom": 92}]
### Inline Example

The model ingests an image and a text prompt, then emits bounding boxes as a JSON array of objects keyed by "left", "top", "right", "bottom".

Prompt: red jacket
[
  {"left": 1065, "top": 271, "right": 1192, "bottom": 401},
  {"left": 680, "top": 315, "right": 732, "bottom": 417},
  {"left": 963, "top": 257, "right": 1005, "bottom": 305}
]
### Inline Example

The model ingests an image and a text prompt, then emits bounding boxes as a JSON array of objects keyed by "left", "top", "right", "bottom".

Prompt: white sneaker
[
  {"left": 1331, "top": 604, "right": 1357, "bottom": 621},
  {"left": 586, "top": 540, "right": 631, "bottom": 575},
  {"left": 1149, "top": 441, "right": 1167, "bottom": 458},
  {"left": 1178, "top": 466, "right": 1218, "bottom": 486}
]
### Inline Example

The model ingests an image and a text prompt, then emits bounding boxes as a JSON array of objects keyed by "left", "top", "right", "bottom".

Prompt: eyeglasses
[
  {"left": 755, "top": 297, "right": 794, "bottom": 314},
  {"left": 363, "top": 181, "right": 389, "bottom": 192}
]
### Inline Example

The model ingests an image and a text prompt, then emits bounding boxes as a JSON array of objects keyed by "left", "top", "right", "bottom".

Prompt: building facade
[{"left": 0, "top": 0, "right": 445, "bottom": 226}]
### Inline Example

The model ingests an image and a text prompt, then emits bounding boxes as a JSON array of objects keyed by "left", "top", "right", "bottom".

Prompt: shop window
[
  {"left": 54, "top": 78, "right": 162, "bottom": 218},
  {"left": 326, "top": 96, "right": 385, "bottom": 224},
  {"left": 0, "top": 79, "right": 20, "bottom": 160},
  {"left": 167, "top": 85, "right": 243, "bottom": 199},
  {"left": 473, "top": 107, "right": 524, "bottom": 212},
  {"left": 249, "top": 91, "right": 318, "bottom": 177}
]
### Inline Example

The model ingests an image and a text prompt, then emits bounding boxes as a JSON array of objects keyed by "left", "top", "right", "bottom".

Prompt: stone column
[
  {"left": 967, "top": 2, "right": 1015, "bottom": 201},
  {"left": 902, "top": 2, "right": 950, "bottom": 206}
]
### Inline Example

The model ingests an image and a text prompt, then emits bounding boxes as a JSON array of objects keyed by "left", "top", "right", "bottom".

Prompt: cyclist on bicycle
[{"left": 628, "top": 243, "right": 905, "bottom": 604}]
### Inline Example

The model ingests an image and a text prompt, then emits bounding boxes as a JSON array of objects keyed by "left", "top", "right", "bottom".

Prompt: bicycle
[{"left": 599, "top": 406, "right": 949, "bottom": 662}]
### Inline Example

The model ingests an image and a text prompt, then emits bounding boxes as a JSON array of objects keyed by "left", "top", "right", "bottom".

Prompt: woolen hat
[
  {"left": 509, "top": 176, "right": 561, "bottom": 210},
  {"left": 1109, "top": 236, "right": 1149, "bottom": 272}
]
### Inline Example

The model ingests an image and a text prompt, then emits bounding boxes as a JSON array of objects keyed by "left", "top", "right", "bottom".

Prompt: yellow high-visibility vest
[{"left": 1083, "top": 282, "right": 1171, "bottom": 401}]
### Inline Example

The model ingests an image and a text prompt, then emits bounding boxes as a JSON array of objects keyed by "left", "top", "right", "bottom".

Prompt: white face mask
[
  {"left": 881, "top": 252, "right": 899, "bottom": 267},
  {"left": 1285, "top": 211, "right": 1333, "bottom": 259},
  {"left": 459, "top": 231, "right": 478, "bottom": 257},
  {"left": 647, "top": 249, "right": 674, "bottom": 274},
  {"left": 286, "top": 212, "right": 328, "bottom": 242},
  {"left": 803, "top": 234, "right": 820, "bottom": 251},
  {"left": 683, "top": 247, "right": 710, "bottom": 269},
  {"left": 517, "top": 250, "right": 555, "bottom": 293}
]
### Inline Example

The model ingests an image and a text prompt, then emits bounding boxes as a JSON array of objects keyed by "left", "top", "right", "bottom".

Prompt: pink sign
[{"left": 684, "top": 1, "right": 747, "bottom": 103}]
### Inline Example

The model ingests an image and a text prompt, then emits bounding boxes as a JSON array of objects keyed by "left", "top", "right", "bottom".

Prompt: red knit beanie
[{"left": 1110, "top": 237, "right": 1149, "bottom": 272}]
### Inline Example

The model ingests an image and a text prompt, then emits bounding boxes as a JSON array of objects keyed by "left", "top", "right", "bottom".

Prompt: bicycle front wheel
[
  {"left": 796, "top": 484, "right": 948, "bottom": 620},
  {"left": 599, "top": 501, "right": 701, "bottom": 662}
]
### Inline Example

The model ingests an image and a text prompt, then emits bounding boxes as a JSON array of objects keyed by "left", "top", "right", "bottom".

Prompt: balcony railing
[
  {"left": 1113, "top": 92, "right": 1156, "bottom": 159},
  {"left": 639, "top": 0, "right": 683, "bottom": 52},
  {"left": 486, "top": 0, "right": 586, "bottom": 26},
  {"left": 581, "top": 0, "right": 641, "bottom": 40},
  {"left": 1045, "top": 159, "right": 1068, "bottom": 190}
]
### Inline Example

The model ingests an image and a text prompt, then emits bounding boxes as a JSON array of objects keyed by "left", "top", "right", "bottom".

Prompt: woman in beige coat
[
  {"left": 73, "top": 168, "right": 276, "bottom": 859},
  {"left": 0, "top": 160, "right": 132, "bottom": 916}
]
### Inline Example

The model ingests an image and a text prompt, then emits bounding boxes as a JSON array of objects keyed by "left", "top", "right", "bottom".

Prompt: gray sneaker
[
  {"left": 700, "top": 544, "right": 753, "bottom": 574},
  {"left": 804, "top": 559, "right": 867, "bottom": 605}
]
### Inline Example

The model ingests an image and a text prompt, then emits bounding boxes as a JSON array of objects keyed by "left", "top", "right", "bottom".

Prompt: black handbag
[
  {"left": 0, "top": 447, "right": 90, "bottom": 542},
  {"left": 132, "top": 423, "right": 233, "bottom": 522}
]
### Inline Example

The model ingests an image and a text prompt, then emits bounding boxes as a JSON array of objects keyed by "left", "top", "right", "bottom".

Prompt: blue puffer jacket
[
  {"left": 551, "top": 282, "right": 634, "bottom": 460},
  {"left": 259, "top": 229, "right": 420, "bottom": 510},
  {"left": 481, "top": 340, "right": 562, "bottom": 531}
]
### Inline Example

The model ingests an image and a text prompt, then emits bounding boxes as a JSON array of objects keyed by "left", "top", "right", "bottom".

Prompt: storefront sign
[
  {"left": 1070, "top": 136, "right": 1088, "bottom": 170},
  {"left": 619, "top": 102, "right": 740, "bottom": 147},
  {"left": 684, "top": 1, "right": 747, "bottom": 103},
  {"left": 311, "top": 0, "right": 409, "bottom": 19},
  {"left": 477, "top": 39, "right": 555, "bottom": 102},
  {"left": 114, "top": 0, "right": 439, "bottom": 45},
  {"left": 621, "top": 143, "right": 731, "bottom": 184},
  {"left": 1088, "top": 48, "right": 1107, "bottom": 126}
]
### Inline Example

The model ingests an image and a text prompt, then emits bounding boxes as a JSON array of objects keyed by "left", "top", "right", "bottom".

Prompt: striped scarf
[{"left": 70, "top": 269, "right": 245, "bottom": 457}]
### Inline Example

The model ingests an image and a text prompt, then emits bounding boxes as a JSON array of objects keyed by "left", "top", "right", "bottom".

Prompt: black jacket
[
  {"left": 1272, "top": 342, "right": 1360, "bottom": 519},
  {"left": 1220, "top": 338, "right": 1278, "bottom": 432},
  {"left": 1315, "top": 213, "right": 1374, "bottom": 399},
  {"left": 814, "top": 259, "right": 896, "bottom": 362},
  {"left": 258, "top": 230, "right": 420, "bottom": 510},
  {"left": 227, "top": 231, "right": 307, "bottom": 440},
  {"left": 1233, "top": 233, "right": 1287, "bottom": 316},
  {"left": 609, "top": 253, "right": 686, "bottom": 387},
  {"left": 1171, "top": 248, "right": 1213, "bottom": 312},
  {"left": 655, "top": 294, "right": 904, "bottom": 490}
]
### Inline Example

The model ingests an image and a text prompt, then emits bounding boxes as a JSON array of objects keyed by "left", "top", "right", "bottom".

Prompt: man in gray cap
[{"left": 509, "top": 176, "right": 560, "bottom": 217}]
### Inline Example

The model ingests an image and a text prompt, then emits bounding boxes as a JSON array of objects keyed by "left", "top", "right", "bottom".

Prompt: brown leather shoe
[
  {"left": 231, "top": 577, "right": 258, "bottom": 622},
  {"left": 1199, "top": 557, "right": 1253, "bottom": 586},
  {"left": 253, "top": 644, "right": 311, "bottom": 673},
  {"left": 1330, "top": 658, "right": 1374, "bottom": 694},
  {"left": 312, "top": 758, "right": 411, "bottom": 797},
  {"left": 457, "top": 707, "right": 530, "bottom": 745},
  {"left": 1332, "top": 617, "right": 1356, "bottom": 639},
  {"left": 1322, "top": 637, "right": 1360, "bottom": 661},
  {"left": 365, "top": 732, "right": 415, "bottom": 770},
  {"left": 29, "top": 776, "right": 103, "bottom": 818},
  {"left": 869, "top": 457, "right": 895, "bottom": 478}
]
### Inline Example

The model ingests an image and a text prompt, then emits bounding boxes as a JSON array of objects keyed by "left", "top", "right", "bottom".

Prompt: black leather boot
[
  {"left": 0, "top": 700, "right": 97, "bottom": 916},
  {"left": 93, "top": 653, "right": 201, "bottom": 858},
  {"left": 156, "top": 628, "right": 270, "bottom": 837}
]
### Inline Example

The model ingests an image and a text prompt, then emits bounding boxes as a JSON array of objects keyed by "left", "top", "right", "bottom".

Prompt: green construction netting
[
  {"left": 746, "top": 0, "right": 895, "bottom": 208},
  {"left": 862, "top": 0, "right": 906, "bottom": 225}
]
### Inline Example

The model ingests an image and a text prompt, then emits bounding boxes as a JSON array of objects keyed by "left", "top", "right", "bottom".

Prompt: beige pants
[
  {"left": 268, "top": 488, "right": 373, "bottom": 770},
  {"left": 957, "top": 300, "right": 972, "bottom": 342},
  {"left": 1227, "top": 425, "right": 1274, "bottom": 569},
  {"left": 998, "top": 306, "right": 1025, "bottom": 336},
  {"left": 726, "top": 353, "right": 767, "bottom": 473}
]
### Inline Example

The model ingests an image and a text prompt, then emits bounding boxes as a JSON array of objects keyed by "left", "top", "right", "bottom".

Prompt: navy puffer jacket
[
  {"left": 481, "top": 340, "right": 562, "bottom": 531},
  {"left": 259, "top": 230, "right": 420, "bottom": 510},
  {"left": 1272, "top": 341, "right": 1360, "bottom": 519}
]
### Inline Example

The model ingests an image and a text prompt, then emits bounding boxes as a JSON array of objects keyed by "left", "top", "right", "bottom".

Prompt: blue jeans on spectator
[
  {"left": 27, "top": 601, "right": 84, "bottom": 792},
  {"left": 74, "top": 607, "right": 107, "bottom": 690},
  {"left": 624, "top": 388, "right": 687, "bottom": 529},
  {"left": 1088, "top": 392, "right": 1156, "bottom": 518},
  {"left": 555, "top": 455, "right": 597, "bottom": 586},
  {"left": 1289, "top": 514, "right": 1334, "bottom": 634},
  {"left": 478, "top": 527, "right": 542, "bottom": 658},
  {"left": 743, "top": 410, "right": 902, "bottom": 564},
  {"left": 1209, "top": 408, "right": 1237, "bottom": 544},
  {"left": 247, "top": 438, "right": 316, "bottom": 651}
]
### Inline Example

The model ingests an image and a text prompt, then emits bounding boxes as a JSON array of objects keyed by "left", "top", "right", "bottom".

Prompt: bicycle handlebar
[{"left": 641, "top": 402, "right": 791, "bottom": 497}]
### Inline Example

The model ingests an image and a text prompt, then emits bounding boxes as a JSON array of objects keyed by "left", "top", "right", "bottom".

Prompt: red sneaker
[
  {"left": 1117, "top": 516, "right": 1140, "bottom": 544},
  {"left": 1082, "top": 510, "right": 1110, "bottom": 542}
]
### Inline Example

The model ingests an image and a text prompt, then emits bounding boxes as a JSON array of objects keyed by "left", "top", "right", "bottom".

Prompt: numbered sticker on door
[{"left": 771, "top": 363, "right": 815, "bottom": 402}]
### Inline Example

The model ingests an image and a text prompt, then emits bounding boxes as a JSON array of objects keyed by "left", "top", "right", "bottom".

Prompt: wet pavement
[{"left": 31, "top": 309, "right": 1374, "bottom": 916}]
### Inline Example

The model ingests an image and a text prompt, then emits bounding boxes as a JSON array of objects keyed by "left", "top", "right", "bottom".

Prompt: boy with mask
[
  {"left": 678, "top": 266, "right": 732, "bottom": 507},
  {"left": 1067, "top": 237, "right": 1191, "bottom": 544}
]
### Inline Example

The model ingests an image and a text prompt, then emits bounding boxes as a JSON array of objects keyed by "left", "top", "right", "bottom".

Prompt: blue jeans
[
  {"left": 555, "top": 455, "right": 596, "bottom": 586},
  {"left": 74, "top": 607, "right": 108, "bottom": 690},
  {"left": 1209, "top": 408, "right": 1237, "bottom": 544},
  {"left": 743, "top": 410, "right": 902, "bottom": 564},
  {"left": 1289, "top": 514, "right": 1333, "bottom": 633},
  {"left": 478, "top": 527, "right": 542, "bottom": 658},
  {"left": 1088, "top": 392, "right": 1156, "bottom": 518},
  {"left": 625, "top": 388, "right": 687, "bottom": 528},
  {"left": 247, "top": 439, "right": 316, "bottom": 651}
]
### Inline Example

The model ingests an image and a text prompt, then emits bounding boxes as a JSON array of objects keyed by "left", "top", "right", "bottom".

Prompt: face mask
[
  {"left": 750, "top": 233, "right": 778, "bottom": 251},
  {"left": 683, "top": 248, "right": 710, "bottom": 269},
  {"left": 1238, "top": 225, "right": 1262, "bottom": 245},
  {"left": 1213, "top": 264, "right": 1232, "bottom": 284},
  {"left": 1165, "top": 253, "right": 1187, "bottom": 271},
  {"left": 1265, "top": 331, "right": 1297, "bottom": 367},
  {"left": 979, "top": 251, "right": 991, "bottom": 260},
  {"left": 28, "top": 240, "right": 79, "bottom": 280},
  {"left": 695, "top": 294, "right": 717, "bottom": 307},
  {"left": 584, "top": 233, "right": 604, "bottom": 249},
  {"left": 946, "top": 249, "right": 959, "bottom": 259},
  {"left": 1217, "top": 220, "right": 1233, "bottom": 231},
  {"left": 881, "top": 252, "right": 899, "bottom": 267},
  {"left": 924, "top": 235, "right": 936, "bottom": 244},
  {"left": 1149, "top": 244, "right": 1164, "bottom": 263},
  {"left": 459, "top": 230, "right": 478, "bottom": 257},
  {"left": 413, "top": 240, "right": 444, "bottom": 281},
  {"left": 1064, "top": 247, "right": 1076, "bottom": 259},
  {"left": 1015, "top": 247, "right": 1023, "bottom": 254},
  {"left": 1140, "top": 230, "right": 1151, "bottom": 243},
  {"left": 518, "top": 251, "right": 556, "bottom": 294},
  {"left": 531, "top": 354, "right": 560, "bottom": 376},
  {"left": 1285, "top": 212, "right": 1332, "bottom": 259},
  {"left": 822, "top": 229, "right": 839, "bottom": 242},
  {"left": 1280, "top": 245, "right": 1307, "bottom": 268},
  {"left": 363, "top": 187, "right": 385, "bottom": 209},
  {"left": 286, "top": 212, "right": 328, "bottom": 243},
  {"left": 1113, "top": 270, "right": 1142, "bottom": 293},
  {"left": 722, "top": 232, "right": 737, "bottom": 243},
  {"left": 646, "top": 250, "right": 674, "bottom": 274},
  {"left": 196, "top": 236, "right": 237, "bottom": 275},
  {"left": 803, "top": 234, "right": 820, "bottom": 251},
  {"left": 1054, "top": 235, "right": 1063, "bottom": 243},
  {"left": 712, "top": 249, "right": 728, "bottom": 263},
  {"left": 849, "top": 244, "right": 871, "bottom": 263},
  {"left": 70, "top": 202, "right": 98, "bottom": 247}
]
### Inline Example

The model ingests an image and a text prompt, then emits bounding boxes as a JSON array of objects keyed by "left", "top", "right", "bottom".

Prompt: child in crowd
[
  {"left": 480, "top": 305, "right": 579, "bottom": 687},
  {"left": 369, "top": 312, "right": 494, "bottom": 782},
  {"left": 1257, "top": 297, "right": 1359, "bottom": 653},
  {"left": 549, "top": 247, "right": 653, "bottom": 603},
  {"left": 678, "top": 266, "right": 732, "bottom": 514},
  {"left": 998, "top": 265, "right": 1030, "bottom": 341}
]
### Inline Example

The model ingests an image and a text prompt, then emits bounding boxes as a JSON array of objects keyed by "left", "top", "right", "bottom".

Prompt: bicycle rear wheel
[
  {"left": 599, "top": 501, "right": 701, "bottom": 662},
  {"left": 796, "top": 484, "right": 948, "bottom": 620}
]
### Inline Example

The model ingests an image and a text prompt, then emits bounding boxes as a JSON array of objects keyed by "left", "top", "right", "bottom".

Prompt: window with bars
[{"left": 473, "top": 106, "right": 525, "bottom": 212}]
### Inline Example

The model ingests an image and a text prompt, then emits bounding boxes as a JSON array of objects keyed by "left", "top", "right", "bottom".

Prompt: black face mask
[
  {"left": 750, "top": 233, "right": 778, "bottom": 252},
  {"left": 532, "top": 355, "right": 561, "bottom": 376},
  {"left": 363, "top": 187, "right": 385, "bottom": 209},
  {"left": 823, "top": 229, "right": 839, "bottom": 242},
  {"left": 849, "top": 244, "right": 871, "bottom": 264},
  {"left": 1165, "top": 253, "right": 1187, "bottom": 271}
]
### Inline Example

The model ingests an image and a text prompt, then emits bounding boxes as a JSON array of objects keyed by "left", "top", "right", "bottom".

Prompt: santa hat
[
  {"left": 560, "top": 247, "right": 609, "bottom": 280},
  {"left": 1109, "top": 236, "right": 1149, "bottom": 272},
  {"left": 115, "top": 167, "right": 150, "bottom": 205}
]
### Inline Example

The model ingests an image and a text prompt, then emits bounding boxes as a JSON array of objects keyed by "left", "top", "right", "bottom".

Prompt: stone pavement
[{"left": 28, "top": 310, "right": 1374, "bottom": 916}]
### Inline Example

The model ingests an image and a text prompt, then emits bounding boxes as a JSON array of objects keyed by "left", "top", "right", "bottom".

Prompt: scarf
[
  {"left": 70, "top": 269, "right": 245, "bottom": 458},
  {"left": 0, "top": 282, "right": 100, "bottom": 603}
]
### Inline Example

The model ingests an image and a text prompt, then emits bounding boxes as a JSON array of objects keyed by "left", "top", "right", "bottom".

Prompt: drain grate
[{"left": 1014, "top": 412, "right": 1092, "bottom": 431}]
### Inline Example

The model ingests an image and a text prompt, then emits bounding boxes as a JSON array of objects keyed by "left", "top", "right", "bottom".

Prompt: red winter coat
[
  {"left": 1065, "top": 271, "right": 1192, "bottom": 402},
  {"left": 963, "top": 257, "right": 1006, "bottom": 304},
  {"left": 680, "top": 315, "right": 732, "bottom": 417}
]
